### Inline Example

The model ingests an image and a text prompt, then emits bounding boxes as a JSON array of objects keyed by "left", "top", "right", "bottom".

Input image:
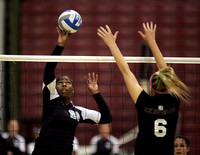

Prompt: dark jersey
[
  {"left": 0, "top": 135, "right": 25, "bottom": 155},
  {"left": 135, "top": 90, "right": 180, "bottom": 155},
  {"left": 90, "top": 135, "right": 119, "bottom": 155},
  {"left": 93, "top": 139, "right": 113, "bottom": 155},
  {"left": 32, "top": 45, "right": 112, "bottom": 155}
]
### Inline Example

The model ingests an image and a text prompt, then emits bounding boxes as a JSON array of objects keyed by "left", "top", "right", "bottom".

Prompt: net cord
[{"left": 0, "top": 55, "right": 200, "bottom": 64}]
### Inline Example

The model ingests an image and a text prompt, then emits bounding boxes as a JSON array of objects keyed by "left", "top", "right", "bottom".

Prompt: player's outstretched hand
[
  {"left": 97, "top": 25, "right": 119, "bottom": 47},
  {"left": 56, "top": 27, "right": 71, "bottom": 47},
  {"left": 85, "top": 72, "right": 99, "bottom": 95},
  {"left": 138, "top": 21, "right": 157, "bottom": 43}
]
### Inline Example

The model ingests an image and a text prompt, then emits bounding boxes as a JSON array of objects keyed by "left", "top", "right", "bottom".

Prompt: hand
[
  {"left": 56, "top": 27, "right": 71, "bottom": 47},
  {"left": 97, "top": 25, "right": 119, "bottom": 47},
  {"left": 85, "top": 72, "right": 99, "bottom": 94},
  {"left": 138, "top": 21, "right": 157, "bottom": 43}
]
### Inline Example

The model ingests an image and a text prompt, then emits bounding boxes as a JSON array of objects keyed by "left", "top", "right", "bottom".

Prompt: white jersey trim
[
  {"left": 43, "top": 79, "right": 59, "bottom": 100},
  {"left": 75, "top": 106, "right": 101, "bottom": 123}
]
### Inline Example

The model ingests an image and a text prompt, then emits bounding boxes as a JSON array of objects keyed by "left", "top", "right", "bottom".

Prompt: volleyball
[{"left": 58, "top": 10, "right": 82, "bottom": 33}]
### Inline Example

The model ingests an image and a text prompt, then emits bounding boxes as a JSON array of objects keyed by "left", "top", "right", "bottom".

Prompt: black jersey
[
  {"left": 93, "top": 139, "right": 113, "bottom": 155},
  {"left": 32, "top": 45, "right": 112, "bottom": 155},
  {"left": 90, "top": 135, "right": 119, "bottom": 155},
  {"left": 135, "top": 90, "right": 180, "bottom": 155},
  {"left": 0, "top": 134, "right": 25, "bottom": 155}
]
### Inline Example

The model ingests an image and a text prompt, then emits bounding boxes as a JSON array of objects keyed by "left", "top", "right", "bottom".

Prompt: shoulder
[
  {"left": 15, "top": 134, "right": 26, "bottom": 142},
  {"left": 136, "top": 90, "right": 150, "bottom": 104},
  {"left": 90, "top": 135, "right": 101, "bottom": 144},
  {"left": 139, "top": 90, "right": 149, "bottom": 97},
  {"left": 156, "top": 94, "right": 180, "bottom": 105},
  {"left": 50, "top": 96, "right": 61, "bottom": 102},
  {"left": 27, "top": 142, "right": 35, "bottom": 146},
  {"left": 109, "top": 135, "right": 119, "bottom": 143},
  {"left": 73, "top": 137, "right": 79, "bottom": 143},
  {"left": 75, "top": 106, "right": 87, "bottom": 112},
  {"left": 1, "top": 132, "right": 9, "bottom": 139},
  {"left": 47, "top": 97, "right": 62, "bottom": 106},
  {"left": 170, "top": 94, "right": 180, "bottom": 102},
  {"left": 165, "top": 94, "right": 180, "bottom": 107}
]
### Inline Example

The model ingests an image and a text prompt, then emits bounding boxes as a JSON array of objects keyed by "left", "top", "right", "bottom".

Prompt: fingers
[
  {"left": 97, "top": 27, "right": 105, "bottom": 38},
  {"left": 91, "top": 72, "right": 98, "bottom": 83},
  {"left": 85, "top": 75, "right": 88, "bottom": 85},
  {"left": 87, "top": 73, "right": 92, "bottom": 83},
  {"left": 86, "top": 72, "right": 98, "bottom": 83},
  {"left": 105, "top": 25, "right": 111, "bottom": 33},
  {"left": 153, "top": 23, "right": 157, "bottom": 31},
  {"left": 101, "top": 25, "right": 109, "bottom": 34},
  {"left": 138, "top": 21, "right": 156, "bottom": 41},
  {"left": 114, "top": 31, "right": 119, "bottom": 39},
  {"left": 143, "top": 21, "right": 156, "bottom": 31},
  {"left": 97, "top": 26, "right": 107, "bottom": 37},
  {"left": 57, "top": 27, "right": 62, "bottom": 35},
  {"left": 138, "top": 31, "right": 145, "bottom": 39},
  {"left": 150, "top": 21, "right": 153, "bottom": 29},
  {"left": 97, "top": 25, "right": 112, "bottom": 36},
  {"left": 56, "top": 26, "right": 71, "bottom": 37},
  {"left": 142, "top": 23, "right": 148, "bottom": 32},
  {"left": 146, "top": 22, "right": 150, "bottom": 30}
]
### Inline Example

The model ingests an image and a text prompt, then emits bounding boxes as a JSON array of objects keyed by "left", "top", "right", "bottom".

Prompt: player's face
[
  {"left": 8, "top": 120, "right": 19, "bottom": 138},
  {"left": 98, "top": 124, "right": 110, "bottom": 139},
  {"left": 56, "top": 76, "right": 74, "bottom": 98},
  {"left": 174, "top": 138, "right": 189, "bottom": 155}
]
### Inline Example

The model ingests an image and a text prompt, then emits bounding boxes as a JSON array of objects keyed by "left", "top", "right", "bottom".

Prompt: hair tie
[{"left": 150, "top": 73, "right": 168, "bottom": 94}]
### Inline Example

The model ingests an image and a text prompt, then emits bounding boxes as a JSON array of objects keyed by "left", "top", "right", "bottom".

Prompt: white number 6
[{"left": 154, "top": 119, "right": 167, "bottom": 137}]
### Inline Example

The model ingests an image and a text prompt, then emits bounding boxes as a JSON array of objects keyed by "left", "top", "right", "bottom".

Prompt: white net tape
[{"left": 0, "top": 55, "right": 200, "bottom": 64}]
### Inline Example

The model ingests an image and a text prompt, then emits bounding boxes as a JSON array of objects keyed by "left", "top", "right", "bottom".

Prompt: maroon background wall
[{"left": 19, "top": 0, "right": 200, "bottom": 153}]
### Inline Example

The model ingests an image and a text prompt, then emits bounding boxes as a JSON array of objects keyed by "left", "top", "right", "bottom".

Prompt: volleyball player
[
  {"left": 1, "top": 119, "right": 26, "bottom": 155},
  {"left": 90, "top": 124, "right": 119, "bottom": 155},
  {"left": 174, "top": 136, "right": 190, "bottom": 155},
  {"left": 97, "top": 22, "right": 189, "bottom": 155},
  {"left": 32, "top": 27, "right": 112, "bottom": 155}
]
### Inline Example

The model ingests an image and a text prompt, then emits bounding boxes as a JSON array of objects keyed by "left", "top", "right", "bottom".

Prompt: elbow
[
  {"left": 120, "top": 65, "right": 131, "bottom": 75},
  {"left": 98, "top": 114, "right": 112, "bottom": 124},
  {"left": 121, "top": 68, "right": 132, "bottom": 78}
]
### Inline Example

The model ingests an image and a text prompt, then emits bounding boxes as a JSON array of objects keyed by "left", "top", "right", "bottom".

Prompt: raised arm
[
  {"left": 85, "top": 72, "right": 99, "bottom": 95},
  {"left": 85, "top": 72, "right": 112, "bottom": 124},
  {"left": 138, "top": 22, "right": 167, "bottom": 70},
  {"left": 43, "top": 27, "right": 71, "bottom": 85},
  {"left": 42, "top": 28, "right": 71, "bottom": 118},
  {"left": 97, "top": 25, "right": 143, "bottom": 103}
]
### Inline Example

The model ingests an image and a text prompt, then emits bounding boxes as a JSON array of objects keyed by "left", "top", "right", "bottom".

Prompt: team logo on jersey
[
  {"left": 105, "top": 141, "right": 112, "bottom": 150},
  {"left": 69, "top": 110, "right": 80, "bottom": 122},
  {"left": 75, "top": 111, "right": 80, "bottom": 122},
  {"left": 158, "top": 105, "right": 164, "bottom": 111}
]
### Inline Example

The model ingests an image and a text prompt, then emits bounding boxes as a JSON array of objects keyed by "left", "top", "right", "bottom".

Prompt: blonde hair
[{"left": 150, "top": 67, "right": 190, "bottom": 103}]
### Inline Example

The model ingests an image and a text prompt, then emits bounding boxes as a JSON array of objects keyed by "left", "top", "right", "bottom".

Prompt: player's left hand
[
  {"left": 138, "top": 21, "right": 157, "bottom": 43},
  {"left": 85, "top": 72, "right": 99, "bottom": 94}
]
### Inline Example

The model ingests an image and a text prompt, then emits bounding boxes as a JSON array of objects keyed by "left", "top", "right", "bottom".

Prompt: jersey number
[{"left": 154, "top": 119, "right": 167, "bottom": 137}]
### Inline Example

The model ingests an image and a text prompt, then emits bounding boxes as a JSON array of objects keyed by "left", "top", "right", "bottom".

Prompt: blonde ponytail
[{"left": 151, "top": 67, "right": 190, "bottom": 103}]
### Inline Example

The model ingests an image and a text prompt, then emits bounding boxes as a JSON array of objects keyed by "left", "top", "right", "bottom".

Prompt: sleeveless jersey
[{"left": 135, "top": 90, "right": 180, "bottom": 155}]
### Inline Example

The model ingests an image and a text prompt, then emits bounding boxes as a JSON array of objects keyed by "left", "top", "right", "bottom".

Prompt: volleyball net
[{"left": 0, "top": 55, "right": 200, "bottom": 154}]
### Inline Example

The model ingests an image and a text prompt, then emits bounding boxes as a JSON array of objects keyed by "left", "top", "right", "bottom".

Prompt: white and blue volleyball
[{"left": 58, "top": 10, "right": 82, "bottom": 33}]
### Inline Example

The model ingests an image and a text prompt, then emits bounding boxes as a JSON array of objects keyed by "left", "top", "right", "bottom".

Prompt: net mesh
[{"left": 0, "top": 56, "right": 199, "bottom": 154}]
